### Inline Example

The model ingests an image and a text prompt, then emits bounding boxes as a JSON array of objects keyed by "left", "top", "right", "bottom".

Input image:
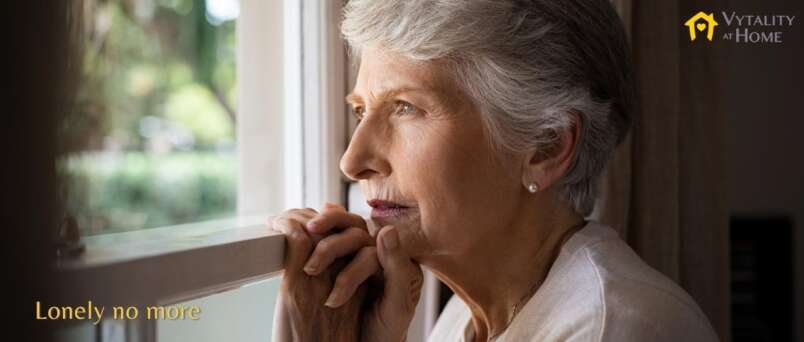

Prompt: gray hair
[{"left": 342, "top": 0, "right": 634, "bottom": 216}]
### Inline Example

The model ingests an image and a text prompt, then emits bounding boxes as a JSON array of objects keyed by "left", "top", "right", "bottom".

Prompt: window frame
[
  {"left": 57, "top": 1, "right": 438, "bottom": 341},
  {"left": 58, "top": 1, "right": 294, "bottom": 340}
]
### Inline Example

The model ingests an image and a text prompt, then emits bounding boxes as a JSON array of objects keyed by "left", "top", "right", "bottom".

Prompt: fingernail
[
  {"left": 303, "top": 259, "right": 318, "bottom": 275},
  {"left": 306, "top": 221, "right": 317, "bottom": 232},
  {"left": 324, "top": 291, "right": 341, "bottom": 308},
  {"left": 383, "top": 229, "right": 399, "bottom": 250}
]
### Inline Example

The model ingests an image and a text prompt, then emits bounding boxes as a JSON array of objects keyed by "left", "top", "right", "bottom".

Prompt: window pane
[
  {"left": 158, "top": 278, "right": 281, "bottom": 342},
  {"left": 61, "top": 0, "right": 238, "bottom": 236},
  {"left": 52, "top": 278, "right": 281, "bottom": 342}
]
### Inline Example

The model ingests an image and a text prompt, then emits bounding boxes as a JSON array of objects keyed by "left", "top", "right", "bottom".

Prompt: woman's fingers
[
  {"left": 273, "top": 217, "right": 315, "bottom": 279},
  {"left": 266, "top": 208, "right": 317, "bottom": 232},
  {"left": 265, "top": 208, "right": 322, "bottom": 280},
  {"left": 267, "top": 206, "right": 378, "bottom": 309},
  {"left": 324, "top": 246, "right": 380, "bottom": 308},
  {"left": 306, "top": 204, "right": 367, "bottom": 234},
  {"left": 376, "top": 226, "right": 424, "bottom": 322},
  {"left": 303, "top": 227, "right": 374, "bottom": 275}
]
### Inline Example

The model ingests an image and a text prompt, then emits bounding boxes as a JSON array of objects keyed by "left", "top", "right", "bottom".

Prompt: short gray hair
[{"left": 342, "top": 0, "right": 634, "bottom": 216}]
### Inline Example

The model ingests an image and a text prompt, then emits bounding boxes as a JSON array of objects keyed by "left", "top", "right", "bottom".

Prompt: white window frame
[{"left": 57, "top": 1, "right": 439, "bottom": 341}]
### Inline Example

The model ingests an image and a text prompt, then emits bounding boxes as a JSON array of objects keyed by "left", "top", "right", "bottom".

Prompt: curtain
[{"left": 599, "top": 0, "right": 731, "bottom": 340}]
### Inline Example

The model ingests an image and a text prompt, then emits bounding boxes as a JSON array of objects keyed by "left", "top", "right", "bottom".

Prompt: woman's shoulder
[
  {"left": 427, "top": 222, "right": 721, "bottom": 342},
  {"left": 531, "top": 221, "right": 721, "bottom": 341}
]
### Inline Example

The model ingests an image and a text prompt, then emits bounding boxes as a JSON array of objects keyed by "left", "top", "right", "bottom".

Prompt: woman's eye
[{"left": 394, "top": 101, "right": 418, "bottom": 116}]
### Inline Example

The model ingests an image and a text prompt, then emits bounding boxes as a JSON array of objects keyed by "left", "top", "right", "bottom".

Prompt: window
[
  {"left": 63, "top": 0, "right": 239, "bottom": 236},
  {"left": 56, "top": 1, "right": 437, "bottom": 341},
  {"left": 58, "top": 1, "right": 341, "bottom": 341}
]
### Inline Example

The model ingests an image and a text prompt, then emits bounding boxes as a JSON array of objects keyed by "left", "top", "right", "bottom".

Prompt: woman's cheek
[
  {"left": 416, "top": 153, "right": 471, "bottom": 252},
  {"left": 391, "top": 125, "right": 451, "bottom": 256},
  {"left": 394, "top": 114, "right": 485, "bottom": 255}
]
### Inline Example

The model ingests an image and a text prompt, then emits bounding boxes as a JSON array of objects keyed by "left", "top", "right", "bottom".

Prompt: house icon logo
[{"left": 684, "top": 12, "right": 719, "bottom": 41}]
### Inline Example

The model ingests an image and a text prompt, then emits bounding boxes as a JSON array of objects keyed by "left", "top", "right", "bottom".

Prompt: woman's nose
[{"left": 339, "top": 119, "right": 391, "bottom": 181}]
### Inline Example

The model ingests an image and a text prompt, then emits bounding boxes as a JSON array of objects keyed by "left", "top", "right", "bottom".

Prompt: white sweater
[{"left": 427, "top": 222, "right": 719, "bottom": 342}]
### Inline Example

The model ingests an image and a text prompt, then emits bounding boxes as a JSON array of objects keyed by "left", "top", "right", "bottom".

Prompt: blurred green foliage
[
  {"left": 62, "top": 0, "right": 239, "bottom": 235},
  {"left": 64, "top": 0, "right": 236, "bottom": 152},
  {"left": 64, "top": 153, "right": 236, "bottom": 235}
]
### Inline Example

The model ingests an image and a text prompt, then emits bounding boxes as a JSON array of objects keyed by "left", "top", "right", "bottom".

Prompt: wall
[{"left": 721, "top": 1, "right": 803, "bottom": 340}]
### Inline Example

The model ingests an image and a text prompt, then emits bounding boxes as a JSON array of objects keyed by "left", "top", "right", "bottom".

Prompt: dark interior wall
[
  {"left": 3, "top": 2, "right": 78, "bottom": 341},
  {"left": 720, "top": 1, "right": 803, "bottom": 340}
]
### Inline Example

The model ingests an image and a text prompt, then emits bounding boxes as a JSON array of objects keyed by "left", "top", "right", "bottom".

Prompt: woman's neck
[{"left": 423, "top": 195, "right": 584, "bottom": 341}]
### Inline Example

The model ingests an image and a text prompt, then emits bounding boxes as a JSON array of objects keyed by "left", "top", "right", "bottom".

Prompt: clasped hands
[{"left": 268, "top": 203, "right": 424, "bottom": 342}]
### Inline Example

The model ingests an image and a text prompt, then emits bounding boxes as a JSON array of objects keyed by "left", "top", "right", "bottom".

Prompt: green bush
[{"left": 63, "top": 152, "right": 237, "bottom": 235}]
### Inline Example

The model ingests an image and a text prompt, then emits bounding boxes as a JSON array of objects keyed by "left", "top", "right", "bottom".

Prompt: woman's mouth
[{"left": 367, "top": 199, "right": 416, "bottom": 219}]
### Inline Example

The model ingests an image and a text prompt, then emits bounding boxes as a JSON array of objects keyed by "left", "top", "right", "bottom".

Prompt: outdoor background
[{"left": 62, "top": 0, "right": 239, "bottom": 235}]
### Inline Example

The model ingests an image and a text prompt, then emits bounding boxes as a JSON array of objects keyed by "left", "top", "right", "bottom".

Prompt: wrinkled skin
[{"left": 270, "top": 46, "right": 582, "bottom": 341}]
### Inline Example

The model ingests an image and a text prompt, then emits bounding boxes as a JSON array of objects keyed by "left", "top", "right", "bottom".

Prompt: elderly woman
[{"left": 269, "top": 0, "right": 718, "bottom": 341}]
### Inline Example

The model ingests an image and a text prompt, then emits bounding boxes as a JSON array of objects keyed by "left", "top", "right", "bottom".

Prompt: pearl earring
[{"left": 527, "top": 182, "right": 539, "bottom": 193}]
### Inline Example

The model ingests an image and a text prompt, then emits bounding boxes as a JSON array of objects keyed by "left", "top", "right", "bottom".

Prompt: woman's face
[{"left": 341, "top": 48, "right": 524, "bottom": 261}]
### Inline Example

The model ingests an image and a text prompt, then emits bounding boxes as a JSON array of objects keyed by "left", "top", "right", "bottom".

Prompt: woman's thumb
[{"left": 376, "top": 226, "right": 424, "bottom": 321}]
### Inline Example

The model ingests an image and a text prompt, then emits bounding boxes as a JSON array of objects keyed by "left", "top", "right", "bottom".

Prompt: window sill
[{"left": 57, "top": 216, "right": 285, "bottom": 308}]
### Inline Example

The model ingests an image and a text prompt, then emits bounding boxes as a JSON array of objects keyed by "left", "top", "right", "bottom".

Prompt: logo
[
  {"left": 684, "top": 12, "right": 719, "bottom": 41},
  {"left": 684, "top": 11, "right": 797, "bottom": 44}
]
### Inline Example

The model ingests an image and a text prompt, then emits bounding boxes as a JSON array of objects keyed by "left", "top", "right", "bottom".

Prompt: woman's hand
[
  {"left": 268, "top": 207, "right": 369, "bottom": 342},
  {"left": 305, "top": 203, "right": 425, "bottom": 342}
]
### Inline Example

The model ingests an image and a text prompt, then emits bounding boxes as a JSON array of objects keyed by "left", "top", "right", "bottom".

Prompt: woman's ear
[{"left": 521, "top": 112, "right": 582, "bottom": 192}]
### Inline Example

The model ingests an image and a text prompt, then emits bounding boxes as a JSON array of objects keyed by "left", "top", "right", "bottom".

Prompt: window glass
[
  {"left": 61, "top": 0, "right": 238, "bottom": 236},
  {"left": 158, "top": 278, "right": 281, "bottom": 342}
]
